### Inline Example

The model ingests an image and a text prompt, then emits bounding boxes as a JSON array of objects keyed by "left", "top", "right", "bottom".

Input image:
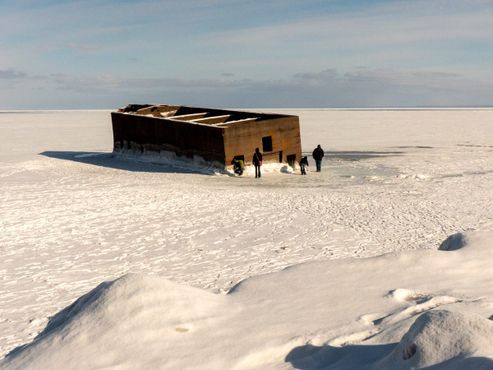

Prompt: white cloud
[{"left": 0, "top": 69, "right": 27, "bottom": 79}]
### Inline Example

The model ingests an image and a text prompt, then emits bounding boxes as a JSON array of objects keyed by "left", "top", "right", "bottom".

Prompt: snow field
[{"left": 0, "top": 109, "right": 493, "bottom": 368}]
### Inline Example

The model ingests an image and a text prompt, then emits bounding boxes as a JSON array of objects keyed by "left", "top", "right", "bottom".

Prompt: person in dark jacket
[
  {"left": 299, "top": 156, "right": 309, "bottom": 175},
  {"left": 312, "top": 144, "right": 324, "bottom": 172},
  {"left": 252, "top": 148, "right": 263, "bottom": 178}
]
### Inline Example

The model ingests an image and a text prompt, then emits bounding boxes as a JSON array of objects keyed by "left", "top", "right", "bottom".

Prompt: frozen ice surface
[{"left": 0, "top": 109, "right": 492, "bottom": 368}]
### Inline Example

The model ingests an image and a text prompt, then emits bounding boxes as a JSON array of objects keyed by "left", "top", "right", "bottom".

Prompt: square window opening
[{"left": 262, "top": 136, "right": 273, "bottom": 152}]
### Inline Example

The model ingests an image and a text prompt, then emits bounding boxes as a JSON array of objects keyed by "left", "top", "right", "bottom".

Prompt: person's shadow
[{"left": 40, "top": 151, "right": 227, "bottom": 175}]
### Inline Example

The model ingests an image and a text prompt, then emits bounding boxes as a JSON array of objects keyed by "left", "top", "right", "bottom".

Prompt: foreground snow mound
[
  {"left": 1, "top": 274, "right": 226, "bottom": 370},
  {"left": 2, "top": 231, "right": 493, "bottom": 369},
  {"left": 377, "top": 310, "right": 493, "bottom": 369},
  {"left": 289, "top": 310, "right": 493, "bottom": 370}
]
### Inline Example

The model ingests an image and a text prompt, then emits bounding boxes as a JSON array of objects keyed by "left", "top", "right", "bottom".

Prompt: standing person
[
  {"left": 252, "top": 147, "right": 263, "bottom": 178},
  {"left": 299, "top": 156, "right": 309, "bottom": 175},
  {"left": 312, "top": 144, "right": 324, "bottom": 172}
]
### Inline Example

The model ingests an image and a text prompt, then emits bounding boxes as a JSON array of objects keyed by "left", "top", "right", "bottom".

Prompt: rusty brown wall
[
  {"left": 111, "top": 112, "right": 226, "bottom": 163},
  {"left": 223, "top": 117, "right": 302, "bottom": 165}
]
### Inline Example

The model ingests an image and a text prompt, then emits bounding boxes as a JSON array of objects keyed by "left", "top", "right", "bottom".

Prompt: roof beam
[
  {"left": 171, "top": 113, "right": 208, "bottom": 121},
  {"left": 192, "top": 115, "right": 230, "bottom": 124},
  {"left": 215, "top": 117, "right": 258, "bottom": 126},
  {"left": 135, "top": 105, "right": 179, "bottom": 117}
]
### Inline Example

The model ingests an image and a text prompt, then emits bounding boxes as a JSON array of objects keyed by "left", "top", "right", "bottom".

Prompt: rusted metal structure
[{"left": 111, "top": 104, "right": 302, "bottom": 168}]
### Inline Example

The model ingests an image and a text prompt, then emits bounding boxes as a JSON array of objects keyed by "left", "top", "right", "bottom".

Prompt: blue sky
[{"left": 1, "top": 0, "right": 493, "bottom": 109}]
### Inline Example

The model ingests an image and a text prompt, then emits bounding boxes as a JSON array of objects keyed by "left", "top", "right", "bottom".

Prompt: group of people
[
  {"left": 299, "top": 144, "right": 324, "bottom": 175},
  {"left": 231, "top": 145, "right": 325, "bottom": 178},
  {"left": 231, "top": 147, "right": 263, "bottom": 178}
]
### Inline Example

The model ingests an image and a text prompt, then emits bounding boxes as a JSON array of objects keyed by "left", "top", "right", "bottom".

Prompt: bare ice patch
[
  {"left": 439, "top": 232, "right": 468, "bottom": 251},
  {"left": 386, "top": 288, "right": 429, "bottom": 303}
]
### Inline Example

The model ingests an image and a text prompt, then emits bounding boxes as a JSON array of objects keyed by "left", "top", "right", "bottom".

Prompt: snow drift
[
  {"left": 378, "top": 310, "right": 493, "bottom": 369},
  {"left": 1, "top": 275, "right": 230, "bottom": 370},
  {"left": 2, "top": 231, "right": 493, "bottom": 369}
]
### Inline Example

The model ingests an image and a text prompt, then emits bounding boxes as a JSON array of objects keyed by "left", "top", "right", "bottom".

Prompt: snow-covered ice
[{"left": 0, "top": 109, "right": 492, "bottom": 369}]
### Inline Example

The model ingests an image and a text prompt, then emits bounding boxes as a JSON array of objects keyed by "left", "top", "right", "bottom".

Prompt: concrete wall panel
[{"left": 112, "top": 112, "right": 225, "bottom": 163}]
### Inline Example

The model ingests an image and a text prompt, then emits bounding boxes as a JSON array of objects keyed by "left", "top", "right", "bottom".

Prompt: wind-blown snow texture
[
  {"left": 1, "top": 109, "right": 493, "bottom": 369},
  {"left": 2, "top": 232, "right": 493, "bottom": 369}
]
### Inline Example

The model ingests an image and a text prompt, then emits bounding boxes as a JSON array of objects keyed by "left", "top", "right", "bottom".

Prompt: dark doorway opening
[
  {"left": 262, "top": 136, "right": 273, "bottom": 152},
  {"left": 287, "top": 154, "right": 296, "bottom": 167},
  {"left": 278, "top": 151, "right": 283, "bottom": 163}
]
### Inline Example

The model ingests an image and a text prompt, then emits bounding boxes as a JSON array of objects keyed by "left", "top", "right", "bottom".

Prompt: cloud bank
[{"left": 1, "top": 67, "right": 492, "bottom": 109}]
